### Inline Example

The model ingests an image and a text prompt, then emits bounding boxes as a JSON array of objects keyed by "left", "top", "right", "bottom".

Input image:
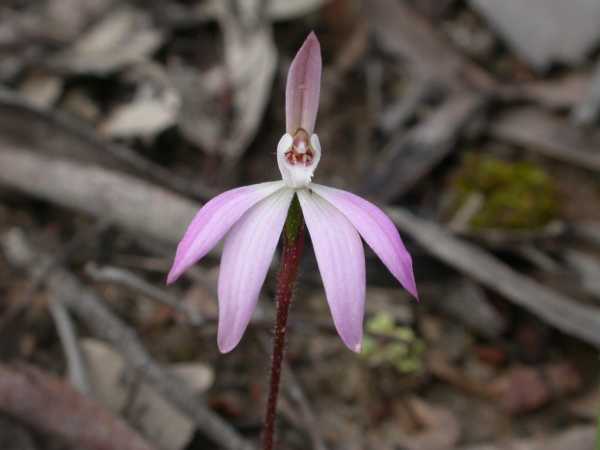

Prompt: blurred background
[{"left": 0, "top": 0, "right": 599, "bottom": 449}]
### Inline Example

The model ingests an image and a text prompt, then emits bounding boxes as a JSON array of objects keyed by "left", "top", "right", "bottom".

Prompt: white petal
[
  {"left": 311, "top": 184, "right": 417, "bottom": 298},
  {"left": 217, "top": 188, "right": 294, "bottom": 353},
  {"left": 168, "top": 181, "right": 285, "bottom": 283},
  {"left": 298, "top": 189, "right": 366, "bottom": 352},
  {"left": 285, "top": 32, "right": 322, "bottom": 135}
]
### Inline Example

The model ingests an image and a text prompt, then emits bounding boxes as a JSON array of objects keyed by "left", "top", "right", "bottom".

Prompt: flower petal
[
  {"left": 311, "top": 184, "right": 418, "bottom": 299},
  {"left": 286, "top": 32, "right": 322, "bottom": 135},
  {"left": 217, "top": 188, "right": 294, "bottom": 353},
  {"left": 298, "top": 189, "right": 366, "bottom": 352},
  {"left": 167, "top": 181, "right": 285, "bottom": 284}
]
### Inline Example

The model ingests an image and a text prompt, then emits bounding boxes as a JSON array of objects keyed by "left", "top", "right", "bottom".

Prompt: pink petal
[
  {"left": 298, "top": 190, "right": 366, "bottom": 352},
  {"left": 167, "top": 181, "right": 284, "bottom": 284},
  {"left": 311, "top": 184, "right": 418, "bottom": 299},
  {"left": 217, "top": 188, "right": 294, "bottom": 353},
  {"left": 286, "top": 32, "right": 322, "bottom": 135}
]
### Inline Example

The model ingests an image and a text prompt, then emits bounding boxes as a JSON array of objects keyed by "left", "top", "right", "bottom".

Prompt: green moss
[
  {"left": 453, "top": 153, "right": 559, "bottom": 229},
  {"left": 361, "top": 312, "right": 425, "bottom": 374}
]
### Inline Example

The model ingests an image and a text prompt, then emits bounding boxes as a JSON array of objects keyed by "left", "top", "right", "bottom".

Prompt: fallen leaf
[
  {"left": 100, "top": 64, "right": 181, "bottom": 138},
  {"left": 50, "top": 7, "right": 164, "bottom": 74}
]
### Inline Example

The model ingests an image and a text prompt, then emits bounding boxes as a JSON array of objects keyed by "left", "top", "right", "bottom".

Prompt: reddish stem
[{"left": 262, "top": 225, "right": 305, "bottom": 450}]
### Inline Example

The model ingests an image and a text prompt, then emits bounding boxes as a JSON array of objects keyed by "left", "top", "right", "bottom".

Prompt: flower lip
[
  {"left": 277, "top": 130, "right": 321, "bottom": 188},
  {"left": 285, "top": 129, "right": 315, "bottom": 167}
]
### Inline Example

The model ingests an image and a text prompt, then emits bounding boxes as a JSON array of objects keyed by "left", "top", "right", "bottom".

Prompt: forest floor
[{"left": 1, "top": 1, "right": 600, "bottom": 449}]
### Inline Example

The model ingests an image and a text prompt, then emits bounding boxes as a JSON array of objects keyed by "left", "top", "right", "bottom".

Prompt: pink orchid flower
[{"left": 167, "top": 32, "right": 417, "bottom": 353}]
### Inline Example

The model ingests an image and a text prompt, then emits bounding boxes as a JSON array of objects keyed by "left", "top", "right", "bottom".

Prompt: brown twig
[
  {"left": 281, "top": 360, "right": 329, "bottom": 450},
  {"left": 85, "top": 261, "right": 335, "bottom": 337},
  {"left": 48, "top": 299, "right": 90, "bottom": 394},
  {"left": 84, "top": 262, "right": 204, "bottom": 326}
]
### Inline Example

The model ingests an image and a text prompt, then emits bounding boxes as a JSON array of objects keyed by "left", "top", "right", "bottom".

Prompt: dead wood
[
  {"left": 0, "top": 89, "right": 216, "bottom": 199},
  {"left": 387, "top": 207, "right": 600, "bottom": 349},
  {"left": 0, "top": 147, "right": 199, "bottom": 245}
]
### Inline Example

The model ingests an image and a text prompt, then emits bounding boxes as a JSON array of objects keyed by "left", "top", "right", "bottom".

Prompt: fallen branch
[
  {"left": 0, "top": 147, "right": 198, "bottom": 245},
  {"left": 0, "top": 363, "right": 155, "bottom": 450},
  {"left": 85, "top": 262, "right": 205, "bottom": 326},
  {"left": 0, "top": 88, "right": 215, "bottom": 199},
  {"left": 387, "top": 207, "right": 600, "bottom": 348}
]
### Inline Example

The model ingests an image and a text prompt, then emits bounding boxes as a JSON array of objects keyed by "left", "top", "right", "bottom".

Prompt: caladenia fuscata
[{"left": 167, "top": 32, "right": 418, "bottom": 449}]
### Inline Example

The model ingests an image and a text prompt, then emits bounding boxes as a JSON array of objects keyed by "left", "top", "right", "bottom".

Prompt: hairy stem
[{"left": 263, "top": 197, "right": 305, "bottom": 450}]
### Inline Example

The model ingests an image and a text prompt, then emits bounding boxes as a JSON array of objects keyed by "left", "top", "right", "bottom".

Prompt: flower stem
[{"left": 263, "top": 197, "right": 305, "bottom": 450}]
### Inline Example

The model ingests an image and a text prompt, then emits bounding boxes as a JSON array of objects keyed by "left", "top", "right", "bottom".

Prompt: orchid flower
[{"left": 167, "top": 32, "right": 417, "bottom": 353}]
